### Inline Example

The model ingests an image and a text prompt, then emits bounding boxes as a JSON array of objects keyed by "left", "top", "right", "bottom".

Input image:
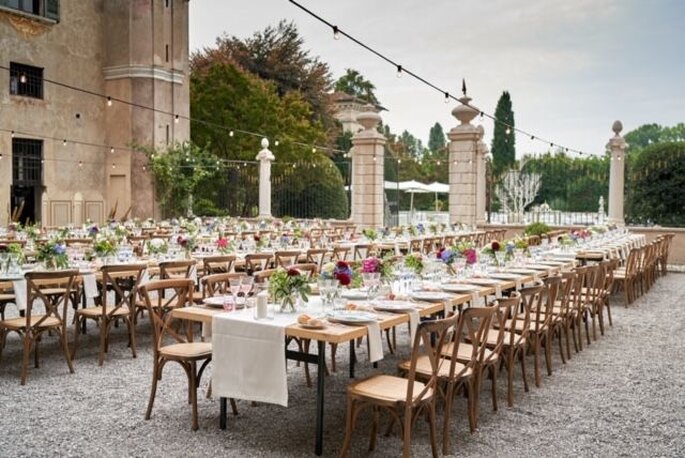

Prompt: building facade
[{"left": 0, "top": 0, "right": 189, "bottom": 226}]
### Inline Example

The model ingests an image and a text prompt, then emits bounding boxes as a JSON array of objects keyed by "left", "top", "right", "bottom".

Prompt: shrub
[{"left": 524, "top": 222, "right": 551, "bottom": 236}]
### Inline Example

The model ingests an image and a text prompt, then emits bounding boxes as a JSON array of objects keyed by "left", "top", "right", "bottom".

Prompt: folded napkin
[
  {"left": 407, "top": 309, "right": 419, "bottom": 344},
  {"left": 12, "top": 279, "right": 27, "bottom": 311},
  {"left": 470, "top": 291, "right": 480, "bottom": 307},
  {"left": 212, "top": 309, "right": 293, "bottom": 407},
  {"left": 495, "top": 285, "right": 502, "bottom": 299},
  {"left": 190, "top": 265, "right": 198, "bottom": 285},
  {"left": 366, "top": 320, "right": 384, "bottom": 363},
  {"left": 83, "top": 273, "right": 99, "bottom": 300}
]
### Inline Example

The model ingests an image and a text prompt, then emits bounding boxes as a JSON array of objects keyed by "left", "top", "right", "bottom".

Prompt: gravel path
[{"left": 1, "top": 273, "right": 683, "bottom": 457}]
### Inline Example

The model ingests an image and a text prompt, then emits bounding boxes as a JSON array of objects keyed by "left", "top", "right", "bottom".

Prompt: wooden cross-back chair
[
  {"left": 306, "top": 248, "right": 329, "bottom": 272},
  {"left": 332, "top": 245, "right": 351, "bottom": 262},
  {"left": 140, "top": 278, "right": 218, "bottom": 431},
  {"left": 274, "top": 250, "right": 301, "bottom": 268},
  {"left": 72, "top": 263, "right": 147, "bottom": 366},
  {"left": 244, "top": 253, "right": 273, "bottom": 273},
  {"left": 353, "top": 243, "right": 375, "bottom": 261},
  {"left": 201, "top": 272, "right": 246, "bottom": 298},
  {"left": 0, "top": 270, "right": 78, "bottom": 385},
  {"left": 340, "top": 315, "right": 456, "bottom": 458},
  {"left": 202, "top": 255, "right": 236, "bottom": 275}
]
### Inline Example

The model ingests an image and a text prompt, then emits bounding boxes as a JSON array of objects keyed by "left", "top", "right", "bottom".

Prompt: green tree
[
  {"left": 627, "top": 142, "right": 685, "bottom": 225},
  {"left": 334, "top": 68, "right": 379, "bottom": 105},
  {"left": 192, "top": 20, "right": 334, "bottom": 129},
  {"left": 624, "top": 123, "right": 663, "bottom": 154},
  {"left": 427, "top": 122, "right": 446, "bottom": 152},
  {"left": 491, "top": 91, "right": 516, "bottom": 175}
]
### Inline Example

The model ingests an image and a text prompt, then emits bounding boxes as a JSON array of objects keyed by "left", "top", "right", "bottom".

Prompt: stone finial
[
  {"left": 261, "top": 137, "right": 269, "bottom": 149},
  {"left": 452, "top": 95, "right": 479, "bottom": 126},
  {"left": 476, "top": 124, "right": 485, "bottom": 139},
  {"left": 356, "top": 106, "right": 381, "bottom": 131},
  {"left": 612, "top": 120, "right": 623, "bottom": 136}
]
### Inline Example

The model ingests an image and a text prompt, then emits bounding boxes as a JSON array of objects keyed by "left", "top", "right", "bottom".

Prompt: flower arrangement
[
  {"left": 394, "top": 226, "right": 405, "bottom": 237},
  {"left": 177, "top": 234, "right": 197, "bottom": 256},
  {"left": 482, "top": 240, "right": 505, "bottom": 265},
  {"left": 146, "top": 238, "right": 169, "bottom": 255},
  {"left": 407, "top": 225, "right": 417, "bottom": 237},
  {"left": 23, "top": 224, "right": 41, "bottom": 241},
  {"left": 321, "top": 261, "right": 353, "bottom": 286},
  {"left": 7, "top": 243, "right": 25, "bottom": 264},
  {"left": 362, "top": 228, "right": 378, "bottom": 241},
  {"left": 94, "top": 237, "right": 117, "bottom": 258},
  {"left": 589, "top": 225, "right": 607, "bottom": 234},
  {"left": 557, "top": 234, "right": 574, "bottom": 247},
  {"left": 216, "top": 237, "right": 233, "bottom": 254},
  {"left": 429, "top": 224, "right": 438, "bottom": 235},
  {"left": 36, "top": 241, "right": 69, "bottom": 269},
  {"left": 88, "top": 224, "right": 99, "bottom": 238},
  {"left": 253, "top": 234, "right": 266, "bottom": 249},
  {"left": 404, "top": 253, "right": 424, "bottom": 275},
  {"left": 269, "top": 267, "right": 312, "bottom": 312},
  {"left": 360, "top": 255, "right": 394, "bottom": 280},
  {"left": 416, "top": 223, "right": 425, "bottom": 234}
]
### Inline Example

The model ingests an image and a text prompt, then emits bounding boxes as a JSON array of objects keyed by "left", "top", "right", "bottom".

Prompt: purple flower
[
  {"left": 440, "top": 249, "right": 454, "bottom": 263},
  {"left": 54, "top": 244, "right": 66, "bottom": 255}
]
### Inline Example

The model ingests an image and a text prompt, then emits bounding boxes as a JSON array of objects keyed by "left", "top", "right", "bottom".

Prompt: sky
[{"left": 189, "top": 0, "right": 685, "bottom": 157}]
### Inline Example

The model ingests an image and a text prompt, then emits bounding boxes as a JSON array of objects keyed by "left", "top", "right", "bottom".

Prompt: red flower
[
  {"left": 491, "top": 241, "right": 500, "bottom": 252},
  {"left": 287, "top": 268, "right": 300, "bottom": 277},
  {"left": 0, "top": 244, "right": 7, "bottom": 253},
  {"left": 217, "top": 238, "right": 228, "bottom": 249},
  {"left": 177, "top": 236, "right": 188, "bottom": 248},
  {"left": 336, "top": 261, "right": 349, "bottom": 270},
  {"left": 436, "top": 248, "right": 444, "bottom": 259},
  {"left": 254, "top": 235, "right": 261, "bottom": 242},
  {"left": 336, "top": 272, "right": 351, "bottom": 286}
]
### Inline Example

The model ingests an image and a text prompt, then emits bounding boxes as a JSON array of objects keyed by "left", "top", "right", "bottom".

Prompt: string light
[
  {"left": 112, "top": 163, "right": 116, "bottom": 169},
  {"left": 107, "top": 96, "right": 112, "bottom": 107},
  {"left": 174, "top": 115, "right": 179, "bottom": 124},
  {"left": 229, "top": 131, "right": 234, "bottom": 137},
  {"left": 396, "top": 65, "right": 402, "bottom": 78},
  {"left": 78, "top": 160, "right": 83, "bottom": 167},
  {"left": 63, "top": 139, "right": 67, "bottom": 146},
  {"left": 505, "top": 127, "right": 511, "bottom": 135},
  {"left": 312, "top": 147, "right": 316, "bottom": 153},
  {"left": 332, "top": 25, "right": 340, "bottom": 40},
  {"left": 274, "top": 140, "right": 279, "bottom": 146},
  {"left": 444, "top": 92, "right": 449, "bottom": 103},
  {"left": 19, "top": 74, "right": 26, "bottom": 84},
  {"left": 10, "top": 130, "right": 14, "bottom": 138},
  {"left": 110, "top": 147, "right": 114, "bottom": 154}
]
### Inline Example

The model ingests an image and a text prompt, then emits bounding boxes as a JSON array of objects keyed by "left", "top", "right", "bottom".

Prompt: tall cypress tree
[
  {"left": 491, "top": 91, "right": 516, "bottom": 175},
  {"left": 427, "top": 122, "right": 446, "bottom": 152}
]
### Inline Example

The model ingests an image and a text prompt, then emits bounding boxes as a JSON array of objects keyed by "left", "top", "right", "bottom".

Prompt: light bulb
[
  {"left": 110, "top": 147, "right": 114, "bottom": 154},
  {"left": 444, "top": 92, "right": 449, "bottom": 103},
  {"left": 396, "top": 65, "right": 402, "bottom": 78},
  {"left": 107, "top": 97, "right": 112, "bottom": 107},
  {"left": 312, "top": 147, "right": 316, "bottom": 153},
  {"left": 333, "top": 26, "right": 340, "bottom": 40},
  {"left": 19, "top": 74, "right": 27, "bottom": 84},
  {"left": 505, "top": 127, "right": 511, "bottom": 135},
  {"left": 274, "top": 140, "right": 279, "bottom": 146},
  {"left": 373, "top": 155, "right": 377, "bottom": 162},
  {"left": 11, "top": 131, "right": 15, "bottom": 138},
  {"left": 436, "top": 160, "right": 441, "bottom": 166},
  {"left": 229, "top": 131, "right": 234, "bottom": 137},
  {"left": 174, "top": 115, "right": 179, "bottom": 124},
  {"left": 292, "top": 163, "right": 296, "bottom": 169},
  {"left": 397, "top": 159, "right": 402, "bottom": 164},
  {"left": 0, "top": 153, "right": 3, "bottom": 160},
  {"left": 112, "top": 163, "right": 116, "bottom": 169},
  {"left": 63, "top": 139, "right": 67, "bottom": 146},
  {"left": 78, "top": 161, "right": 83, "bottom": 167}
]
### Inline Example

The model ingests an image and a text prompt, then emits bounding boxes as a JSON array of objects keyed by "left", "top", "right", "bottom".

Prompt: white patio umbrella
[{"left": 425, "top": 181, "right": 449, "bottom": 211}]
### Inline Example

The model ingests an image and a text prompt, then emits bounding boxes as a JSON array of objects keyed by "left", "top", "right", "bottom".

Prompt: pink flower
[
  {"left": 361, "top": 257, "right": 381, "bottom": 274},
  {"left": 217, "top": 238, "right": 228, "bottom": 249},
  {"left": 464, "top": 248, "right": 477, "bottom": 265}
]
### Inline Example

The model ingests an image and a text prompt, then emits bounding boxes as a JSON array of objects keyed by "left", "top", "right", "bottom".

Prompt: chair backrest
[
  {"left": 253, "top": 268, "right": 277, "bottom": 283},
  {"left": 139, "top": 278, "right": 194, "bottom": 354},
  {"left": 290, "top": 263, "right": 318, "bottom": 278},
  {"left": 202, "top": 255, "right": 236, "bottom": 275},
  {"left": 497, "top": 293, "right": 523, "bottom": 348},
  {"left": 306, "top": 249, "right": 329, "bottom": 271},
  {"left": 581, "top": 264, "right": 601, "bottom": 307},
  {"left": 354, "top": 244, "right": 375, "bottom": 261},
  {"left": 159, "top": 260, "right": 196, "bottom": 280},
  {"left": 459, "top": 306, "right": 497, "bottom": 370},
  {"left": 100, "top": 263, "right": 148, "bottom": 316},
  {"left": 25, "top": 270, "right": 79, "bottom": 329},
  {"left": 245, "top": 253, "right": 273, "bottom": 273},
  {"left": 557, "top": 271, "right": 577, "bottom": 318},
  {"left": 403, "top": 313, "right": 460, "bottom": 406},
  {"left": 332, "top": 246, "right": 351, "bottom": 261},
  {"left": 202, "top": 272, "right": 246, "bottom": 297},
  {"left": 539, "top": 275, "right": 562, "bottom": 329},
  {"left": 518, "top": 282, "right": 545, "bottom": 337},
  {"left": 274, "top": 250, "right": 301, "bottom": 268}
]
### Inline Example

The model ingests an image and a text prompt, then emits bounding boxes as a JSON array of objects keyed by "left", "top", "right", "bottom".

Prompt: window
[
  {"left": 9, "top": 62, "right": 43, "bottom": 99},
  {"left": 0, "top": 0, "right": 59, "bottom": 21},
  {"left": 12, "top": 138, "right": 43, "bottom": 186}
]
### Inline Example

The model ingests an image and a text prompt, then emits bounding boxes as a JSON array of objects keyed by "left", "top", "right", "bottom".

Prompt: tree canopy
[
  {"left": 491, "top": 91, "right": 516, "bottom": 175},
  {"left": 334, "top": 68, "right": 380, "bottom": 105},
  {"left": 427, "top": 122, "right": 446, "bottom": 152}
]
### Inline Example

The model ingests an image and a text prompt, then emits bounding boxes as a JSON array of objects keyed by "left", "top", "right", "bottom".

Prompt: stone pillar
[
  {"left": 351, "top": 106, "right": 386, "bottom": 228},
  {"left": 475, "top": 125, "right": 488, "bottom": 225},
  {"left": 607, "top": 120, "right": 627, "bottom": 225},
  {"left": 448, "top": 95, "right": 481, "bottom": 226},
  {"left": 256, "top": 138, "right": 275, "bottom": 219}
]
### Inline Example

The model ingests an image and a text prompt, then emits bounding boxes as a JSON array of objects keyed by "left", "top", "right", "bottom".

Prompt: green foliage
[
  {"left": 524, "top": 222, "right": 551, "bottom": 236},
  {"left": 427, "top": 122, "right": 446, "bottom": 152},
  {"left": 334, "top": 68, "right": 379, "bottom": 105},
  {"left": 626, "top": 142, "right": 685, "bottom": 225},
  {"left": 142, "top": 142, "right": 220, "bottom": 218},
  {"left": 491, "top": 91, "right": 516, "bottom": 176},
  {"left": 624, "top": 123, "right": 685, "bottom": 155}
]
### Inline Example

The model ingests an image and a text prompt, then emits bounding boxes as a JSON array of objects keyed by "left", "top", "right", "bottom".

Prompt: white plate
[
  {"left": 328, "top": 311, "right": 378, "bottom": 324},
  {"left": 441, "top": 284, "right": 481, "bottom": 293},
  {"left": 410, "top": 291, "right": 453, "bottom": 302},
  {"left": 464, "top": 278, "right": 502, "bottom": 285},
  {"left": 371, "top": 300, "right": 416, "bottom": 313},
  {"left": 203, "top": 296, "right": 243, "bottom": 309},
  {"left": 340, "top": 289, "right": 370, "bottom": 300},
  {"left": 299, "top": 322, "right": 327, "bottom": 330},
  {"left": 489, "top": 273, "right": 525, "bottom": 280}
]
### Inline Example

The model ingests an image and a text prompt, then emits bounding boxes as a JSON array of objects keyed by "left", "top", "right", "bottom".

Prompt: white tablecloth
[{"left": 212, "top": 308, "right": 295, "bottom": 407}]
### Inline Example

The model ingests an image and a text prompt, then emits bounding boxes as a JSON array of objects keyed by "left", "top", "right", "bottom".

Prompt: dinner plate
[
  {"left": 328, "top": 311, "right": 378, "bottom": 324},
  {"left": 203, "top": 296, "right": 244, "bottom": 309},
  {"left": 371, "top": 300, "right": 416, "bottom": 313},
  {"left": 489, "top": 273, "right": 526, "bottom": 280},
  {"left": 340, "top": 289, "right": 370, "bottom": 300},
  {"left": 506, "top": 269, "right": 539, "bottom": 275},
  {"left": 441, "top": 284, "right": 481, "bottom": 293},
  {"left": 409, "top": 291, "right": 453, "bottom": 302},
  {"left": 464, "top": 278, "right": 502, "bottom": 285}
]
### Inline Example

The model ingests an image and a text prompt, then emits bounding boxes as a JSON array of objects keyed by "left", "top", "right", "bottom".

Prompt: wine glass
[
  {"left": 229, "top": 277, "right": 242, "bottom": 308},
  {"left": 239, "top": 276, "right": 255, "bottom": 306}
]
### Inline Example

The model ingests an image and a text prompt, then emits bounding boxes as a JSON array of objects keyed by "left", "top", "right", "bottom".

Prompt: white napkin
[
  {"left": 470, "top": 292, "right": 480, "bottom": 307},
  {"left": 366, "top": 320, "right": 384, "bottom": 363},
  {"left": 83, "top": 273, "right": 98, "bottom": 299},
  {"left": 12, "top": 279, "right": 27, "bottom": 311},
  {"left": 212, "top": 309, "right": 292, "bottom": 407},
  {"left": 495, "top": 285, "right": 502, "bottom": 299},
  {"left": 515, "top": 279, "right": 522, "bottom": 290},
  {"left": 190, "top": 265, "right": 198, "bottom": 284}
]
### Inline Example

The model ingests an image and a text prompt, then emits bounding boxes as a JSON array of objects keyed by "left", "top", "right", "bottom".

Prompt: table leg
[
  {"left": 349, "top": 340, "right": 356, "bottom": 379},
  {"left": 315, "top": 340, "right": 325, "bottom": 456},
  {"left": 220, "top": 397, "right": 227, "bottom": 430}
]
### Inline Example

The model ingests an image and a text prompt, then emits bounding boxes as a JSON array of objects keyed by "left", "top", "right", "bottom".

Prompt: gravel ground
[{"left": 1, "top": 273, "right": 683, "bottom": 457}]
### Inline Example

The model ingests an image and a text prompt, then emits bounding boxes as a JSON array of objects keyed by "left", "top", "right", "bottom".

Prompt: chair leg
[
  {"left": 544, "top": 333, "right": 553, "bottom": 376},
  {"left": 330, "top": 343, "right": 337, "bottom": 373},
  {"left": 490, "top": 365, "right": 498, "bottom": 412},
  {"left": 506, "top": 350, "right": 515, "bottom": 407},
  {"left": 98, "top": 319, "right": 108, "bottom": 366},
  {"left": 190, "top": 361, "right": 199, "bottom": 431},
  {"left": 533, "top": 337, "right": 541, "bottom": 388},
  {"left": 127, "top": 317, "right": 137, "bottom": 358},
  {"left": 606, "top": 300, "right": 613, "bottom": 327},
  {"left": 339, "top": 398, "right": 356, "bottom": 458},
  {"left": 145, "top": 360, "right": 161, "bottom": 420},
  {"left": 427, "top": 401, "right": 439, "bottom": 458},
  {"left": 0, "top": 328, "right": 6, "bottom": 364},
  {"left": 519, "top": 347, "right": 529, "bottom": 393},
  {"left": 368, "top": 406, "right": 379, "bottom": 451},
  {"left": 59, "top": 328, "right": 75, "bottom": 374},
  {"left": 443, "top": 383, "right": 456, "bottom": 454},
  {"left": 72, "top": 315, "right": 82, "bottom": 361},
  {"left": 402, "top": 410, "right": 412, "bottom": 458},
  {"left": 21, "top": 334, "right": 31, "bottom": 385}
]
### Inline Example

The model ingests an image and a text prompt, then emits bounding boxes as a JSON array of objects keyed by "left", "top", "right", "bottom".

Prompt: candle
[{"left": 256, "top": 291, "right": 268, "bottom": 319}]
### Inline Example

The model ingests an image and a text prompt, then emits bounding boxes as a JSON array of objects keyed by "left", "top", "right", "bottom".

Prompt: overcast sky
[{"left": 189, "top": 0, "right": 684, "bottom": 157}]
